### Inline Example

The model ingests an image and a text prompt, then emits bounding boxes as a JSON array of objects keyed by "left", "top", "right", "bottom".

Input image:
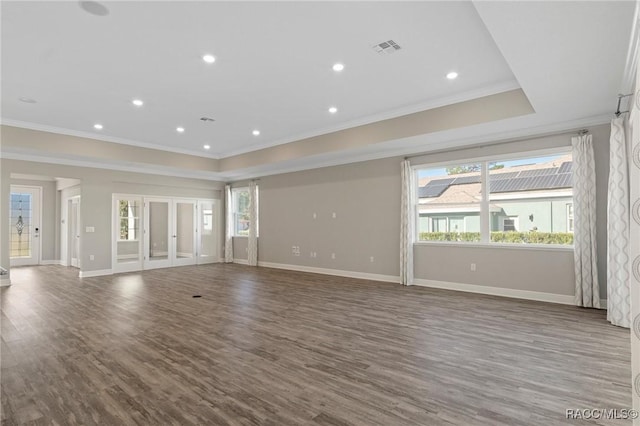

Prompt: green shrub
[
  {"left": 419, "top": 232, "right": 481, "bottom": 242},
  {"left": 419, "top": 231, "right": 573, "bottom": 245}
]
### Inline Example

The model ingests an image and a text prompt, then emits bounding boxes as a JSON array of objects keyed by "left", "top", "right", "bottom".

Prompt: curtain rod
[
  {"left": 404, "top": 127, "right": 588, "bottom": 161},
  {"left": 615, "top": 93, "right": 632, "bottom": 117}
]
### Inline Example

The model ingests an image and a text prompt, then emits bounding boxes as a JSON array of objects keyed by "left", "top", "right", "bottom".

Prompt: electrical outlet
[
  {"left": 313, "top": 212, "right": 317, "bottom": 219},
  {"left": 332, "top": 212, "right": 337, "bottom": 219},
  {"left": 331, "top": 253, "right": 336, "bottom": 259},
  {"left": 89, "top": 255, "right": 95, "bottom": 261},
  {"left": 470, "top": 263, "right": 476, "bottom": 272},
  {"left": 370, "top": 256, "right": 374, "bottom": 263}
]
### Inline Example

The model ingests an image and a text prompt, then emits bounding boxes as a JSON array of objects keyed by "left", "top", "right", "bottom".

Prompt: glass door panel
[
  {"left": 114, "top": 197, "right": 142, "bottom": 272},
  {"left": 10, "top": 186, "right": 41, "bottom": 266},
  {"left": 144, "top": 199, "right": 172, "bottom": 269},
  {"left": 174, "top": 201, "right": 196, "bottom": 266},
  {"left": 197, "top": 200, "right": 218, "bottom": 264}
]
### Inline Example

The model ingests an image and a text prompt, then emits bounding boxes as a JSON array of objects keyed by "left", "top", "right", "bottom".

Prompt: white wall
[{"left": 252, "top": 124, "right": 611, "bottom": 300}]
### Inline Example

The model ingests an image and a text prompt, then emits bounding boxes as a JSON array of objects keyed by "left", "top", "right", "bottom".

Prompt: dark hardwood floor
[{"left": 0, "top": 264, "right": 632, "bottom": 425}]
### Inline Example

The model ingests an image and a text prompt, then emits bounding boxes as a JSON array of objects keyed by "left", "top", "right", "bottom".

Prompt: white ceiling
[{"left": 1, "top": 1, "right": 637, "bottom": 179}]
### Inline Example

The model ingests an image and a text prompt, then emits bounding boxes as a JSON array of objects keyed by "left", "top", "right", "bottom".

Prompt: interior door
[
  {"left": 69, "top": 197, "right": 81, "bottom": 268},
  {"left": 173, "top": 200, "right": 197, "bottom": 266},
  {"left": 9, "top": 186, "right": 41, "bottom": 266},
  {"left": 197, "top": 200, "right": 218, "bottom": 264},
  {"left": 144, "top": 199, "right": 172, "bottom": 270}
]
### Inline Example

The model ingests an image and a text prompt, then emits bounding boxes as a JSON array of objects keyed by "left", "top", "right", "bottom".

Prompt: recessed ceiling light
[
  {"left": 203, "top": 144, "right": 211, "bottom": 150},
  {"left": 93, "top": 123, "right": 103, "bottom": 130},
  {"left": 252, "top": 130, "right": 260, "bottom": 136},
  {"left": 332, "top": 63, "right": 345, "bottom": 72},
  {"left": 446, "top": 71, "right": 458, "bottom": 80},
  {"left": 132, "top": 99, "right": 144, "bottom": 107},
  {"left": 328, "top": 106, "right": 338, "bottom": 114},
  {"left": 202, "top": 54, "right": 216, "bottom": 64},
  {"left": 176, "top": 127, "right": 185, "bottom": 133},
  {"left": 18, "top": 97, "right": 37, "bottom": 104}
]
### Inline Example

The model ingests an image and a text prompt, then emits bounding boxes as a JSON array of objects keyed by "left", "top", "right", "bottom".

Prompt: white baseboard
[
  {"left": 413, "top": 278, "right": 607, "bottom": 308},
  {"left": 257, "top": 261, "right": 401, "bottom": 284},
  {"left": 40, "top": 260, "right": 65, "bottom": 266},
  {"left": 79, "top": 269, "right": 113, "bottom": 278},
  {"left": 233, "top": 258, "right": 249, "bottom": 265},
  {"left": 0, "top": 277, "right": 11, "bottom": 287}
]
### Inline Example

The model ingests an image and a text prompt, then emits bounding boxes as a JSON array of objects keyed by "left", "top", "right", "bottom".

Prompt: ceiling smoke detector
[
  {"left": 372, "top": 40, "right": 402, "bottom": 55},
  {"left": 200, "top": 117, "right": 215, "bottom": 122}
]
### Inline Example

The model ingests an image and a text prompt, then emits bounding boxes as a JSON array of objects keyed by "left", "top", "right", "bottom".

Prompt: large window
[
  {"left": 232, "top": 187, "right": 251, "bottom": 236},
  {"left": 416, "top": 151, "right": 573, "bottom": 245}
]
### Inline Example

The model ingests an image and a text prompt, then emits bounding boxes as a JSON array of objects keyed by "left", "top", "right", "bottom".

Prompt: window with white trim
[
  {"left": 231, "top": 188, "right": 250, "bottom": 237},
  {"left": 416, "top": 151, "right": 573, "bottom": 245}
]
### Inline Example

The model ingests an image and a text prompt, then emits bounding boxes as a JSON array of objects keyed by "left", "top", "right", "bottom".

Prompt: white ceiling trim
[
  {"left": 216, "top": 79, "right": 521, "bottom": 158},
  {"left": 0, "top": 149, "right": 227, "bottom": 182},
  {"left": 220, "top": 113, "right": 612, "bottom": 181},
  {"left": 2, "top": 79, "right": 520, "bottom": 161},
  {"left": 0, "top": 112, "right": 614, "bottom": 183},
  {"left": 0, "top": 118, "right": 222, "bottom": 160}
]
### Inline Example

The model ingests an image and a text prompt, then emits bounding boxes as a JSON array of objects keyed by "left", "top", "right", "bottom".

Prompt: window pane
[
  {"left": 417, "top": 163, "right": 482, "bottom": 242},
  {"left": 489, "top": 153, "right": 573, "bottom": 245},
  {"left": 10, "top": 193, "right": 32, "bottom": 258},
  {"left": 232, "top": 188, "right": 250, "bottom": 236}
]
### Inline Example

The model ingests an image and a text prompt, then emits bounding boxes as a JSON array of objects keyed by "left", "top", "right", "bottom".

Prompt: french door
[
  {"left": 143, "top": 198, "right": 197, "bottom": 270},
  {"left": 9, "top": 186, "right": 41, "bottom": 266},
  {"left": 113, "top": 195, "right": 218, "bottom": 272}
]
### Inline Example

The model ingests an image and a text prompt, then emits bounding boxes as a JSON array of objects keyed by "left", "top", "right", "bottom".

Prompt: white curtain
[
  {"left": 607, "top": 117, "right": 631, "bottom": 327},
  {"left": 572, "top": 134, "right": 600, "bottom": 308},
  {"left": 248, "top": 181, "right": 258, "bottom": 266},
  {"left": 224, "top": 184, "right": 234, "bottom": 263},
  {"left": 628, "top": 84, "right": 640, "bottom": 420},
  {"left": 400, "top": 160, "right": 415, "bottom": 286}
]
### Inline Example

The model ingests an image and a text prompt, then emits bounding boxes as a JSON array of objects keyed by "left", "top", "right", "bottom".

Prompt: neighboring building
[{"left": 418, "top": 156, "right": 573, "bottom": 237}]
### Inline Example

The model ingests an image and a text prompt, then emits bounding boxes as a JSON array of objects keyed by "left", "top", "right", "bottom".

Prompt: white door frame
[
  {"left": 9, "top": 185, "right": 42, "bottom": 267},
  {"left": 68, "top": 196, "right": 81, "bottom": 268},
  {"left": 113, "top": 194, "right": 222, "bottom": 272}
]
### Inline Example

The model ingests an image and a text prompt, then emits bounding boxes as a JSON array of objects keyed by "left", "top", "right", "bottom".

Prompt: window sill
[{"left": 414, "top": 241, "right": 573, "bottom": 252}]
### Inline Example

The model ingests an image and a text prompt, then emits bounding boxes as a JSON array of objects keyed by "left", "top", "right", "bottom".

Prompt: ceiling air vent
[
  {"left": 372, "top": 40, "right": 402, "bottom": 55},
  {"left": 200, "top": 117, "right": 215, "bottom": 122}
]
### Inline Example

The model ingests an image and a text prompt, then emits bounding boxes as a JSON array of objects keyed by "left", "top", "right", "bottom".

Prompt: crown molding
[
  {"left": 0, "top": 118, "right": 221, "bottom": 160},
  {"left": 214, "top": 80, "right": 522, "bottom": 158},
  {"left": 0, "top": 148, "right": 230, "bottom": 182}
]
